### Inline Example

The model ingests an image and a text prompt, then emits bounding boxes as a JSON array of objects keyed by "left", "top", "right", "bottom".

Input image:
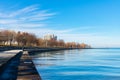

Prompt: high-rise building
[{"left": 44, "top": 34, "right": 57, "bottom": 40}]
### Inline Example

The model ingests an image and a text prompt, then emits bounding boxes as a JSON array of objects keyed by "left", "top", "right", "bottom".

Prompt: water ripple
[{"left": 33, "top": 49, "right": 120, "bottom": 80}]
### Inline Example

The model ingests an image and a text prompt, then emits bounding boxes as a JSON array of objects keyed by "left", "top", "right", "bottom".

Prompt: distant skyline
[{"left": 0, "top": 0, "right": 120, "bottom": 47}]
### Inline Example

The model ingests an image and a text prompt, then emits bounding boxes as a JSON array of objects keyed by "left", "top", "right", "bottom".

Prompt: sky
[{"left": 0, "top": 0, "right": 120, "bottom": 48}]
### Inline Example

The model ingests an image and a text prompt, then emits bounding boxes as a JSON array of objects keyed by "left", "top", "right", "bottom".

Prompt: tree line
[{"left": 0, "top": 30, "right": 91, "bottom": 48}]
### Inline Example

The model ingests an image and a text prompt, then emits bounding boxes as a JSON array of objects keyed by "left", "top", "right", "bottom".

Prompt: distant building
[{"left": 44, "top": 34, "right": 57, "bottom": 41}]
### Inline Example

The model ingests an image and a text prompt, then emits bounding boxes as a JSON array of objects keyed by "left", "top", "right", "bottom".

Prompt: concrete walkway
[
  {"left": 0, "top": 50, "right": 21, "bottom": 66},
  {"left": 0, "top": 51, "right": 22, "bottom": 80}
]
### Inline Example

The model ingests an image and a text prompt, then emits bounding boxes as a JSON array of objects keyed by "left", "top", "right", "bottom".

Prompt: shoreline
[{"left": 0, "top": 48, "right": 80, "bottom": 79}]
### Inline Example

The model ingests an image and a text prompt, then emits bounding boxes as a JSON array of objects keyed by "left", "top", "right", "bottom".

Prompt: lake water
[{"left": 32, "top": 49, "right": 120, "bottom": 80}]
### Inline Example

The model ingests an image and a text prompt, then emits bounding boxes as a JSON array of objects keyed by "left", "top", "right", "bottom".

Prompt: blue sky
[{"left": 0, "top": 0, "right": 120, "bottom": 47}]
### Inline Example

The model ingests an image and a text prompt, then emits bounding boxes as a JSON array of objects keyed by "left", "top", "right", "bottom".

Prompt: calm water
[{"left": 32, "top": 49, "right": 120, "bottom": 80}]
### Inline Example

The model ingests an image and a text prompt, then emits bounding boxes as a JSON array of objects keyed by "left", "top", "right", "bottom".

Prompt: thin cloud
[
  {"left": 0, "top": 5, "right": 56, "bottom": 29},
  {"left": 0, "top": 19, "right": 18, "bottom": 24},
  {"left": 9, "top": 5, "right": 39, "bottom": 17}
]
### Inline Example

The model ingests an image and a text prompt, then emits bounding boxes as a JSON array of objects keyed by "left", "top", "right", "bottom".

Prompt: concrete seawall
[
  {"left": 27, "top": 48, "right": 76, "bottom": 55},
  {"left": 17, "top": 51, "right": 41, "bottom": 80},
  {"left": 0, "top": 51, "right": 41, "bottom": 80}
]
